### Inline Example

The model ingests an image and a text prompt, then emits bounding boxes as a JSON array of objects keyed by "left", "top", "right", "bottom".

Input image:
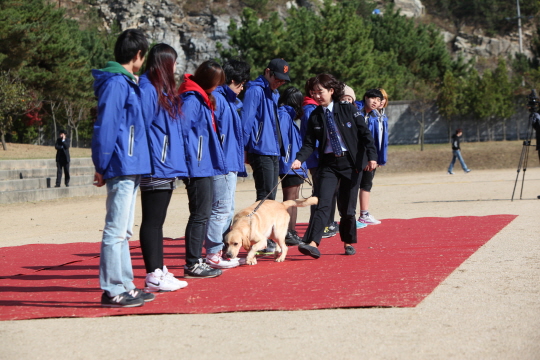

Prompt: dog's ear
[{"left": 242, "top": 218, "right": 253, "bottom": 250}]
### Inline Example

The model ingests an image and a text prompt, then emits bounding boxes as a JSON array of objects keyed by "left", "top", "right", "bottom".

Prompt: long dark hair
[
  {"left": 145, "top": 43, "right": 181, "bottom": 118},
  {"left": 192, "top": 60, "right": 225, "bottom": 109},
  {"left": 310, "top": 73, "right": 345, "bottom": 102},
  {"left": 279, "top": 87, "right": 304, "bottom": 120}
]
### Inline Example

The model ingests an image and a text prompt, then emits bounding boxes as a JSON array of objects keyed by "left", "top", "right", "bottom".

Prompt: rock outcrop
[{"left": 393, "top": 0, "right": 425, "bottom": 18}]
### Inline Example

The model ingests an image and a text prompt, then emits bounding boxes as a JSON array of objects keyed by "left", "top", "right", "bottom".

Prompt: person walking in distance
[
  {"left": 448, "top": 129, "right": 471, "bottom": 174},
  {"left": 54, "top": 130, "right": 70, "bottom": 187}
]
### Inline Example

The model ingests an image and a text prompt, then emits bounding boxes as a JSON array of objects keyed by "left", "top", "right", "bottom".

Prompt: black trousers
[
  {"left": 184, "top": 177, "right": 213, "bottom": 267},
  {"left": 303, "top": 153, "right": 361, "bottom": 246},
  {"left": 139, "top": 189, "right": 173, "bottom": 273},
  {"left": 247, "top": 153, "right": 279, "bottom": 201},
  {"left": 309, "top": 167, "right": 337, "bottom": 226},
  {"left": 55, "top": 162, "right": 70, "bottom": 186}
]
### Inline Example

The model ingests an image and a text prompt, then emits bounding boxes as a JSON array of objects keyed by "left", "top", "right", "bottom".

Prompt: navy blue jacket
[
  {"left": 242, "top": 75, "right": 281, "bottom": 156},
  {"left": 139, "top": 73, "right": 188, "bottom": 179},
  {"left": 213, "top": 85, "right": 247, "bottom": 175},
  {"left": 91, "top": 67, "right": 151, "bottom": 180}
]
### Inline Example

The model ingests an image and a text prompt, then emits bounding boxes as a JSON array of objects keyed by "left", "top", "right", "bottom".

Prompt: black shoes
[
  {"left": 127, "top": 288, "right": 156, "bottom": 302},
  {"left": 344, "top": 245, "right": 356, "bottom": 255},
  {"left": 322, "top": 222, "right": 338, "bottom": 238},
  {"left": 285, "top": 230, "right": 302, "bottom": 246},
  {"left": 298, "top": 243, "right": 321, "bottom": 259},
  {"left": 101, "top": 291, "right": 144, "bottom": 308},
  {"left": 184, "top": 259, "right": 223, "bottom": 278}
]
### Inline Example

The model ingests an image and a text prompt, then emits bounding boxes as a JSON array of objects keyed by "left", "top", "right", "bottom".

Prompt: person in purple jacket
[
  {"left": 204, "top": 59, "right": 251, "bottom": 269},
  {"left": 92, "top": 29, "right": 155, "bottom": 308},
  {"left": 138, "top": 44, "right": 189, "bottom": 292}
]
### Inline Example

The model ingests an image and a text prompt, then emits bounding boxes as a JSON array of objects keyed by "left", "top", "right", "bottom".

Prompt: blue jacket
[
  {"left": 139, "top": 73, "right": 188, "bottom": 179},
  {"left": 213, "top": 85, "right": 247, "bottom": 176},
  {"left": 91, "top": 66, "right": 151, "bottom": 180},
  {"left": 355, "top": 100, "right": 388, "bottom": 165},
  {"left": 278, "top": 105, "right": 307, "bottom": 176},
  {"left": 180, "top": 91, "right": 227, "bottom": 178},
  {"left": 242, "top": 75, "right": 281, "bottom": 156},
  {"left": 300, "top": 103, "right": 319, "bottom": 169}
]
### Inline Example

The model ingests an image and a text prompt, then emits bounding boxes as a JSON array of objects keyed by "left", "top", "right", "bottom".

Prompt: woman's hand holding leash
[{"left": 291, "top": 159, "right": 302, "bottom": 170}]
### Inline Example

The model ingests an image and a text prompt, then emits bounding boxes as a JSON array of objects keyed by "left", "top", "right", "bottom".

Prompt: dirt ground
[{"left": 1, "top": 167, "right": 539, "bottom": 359}]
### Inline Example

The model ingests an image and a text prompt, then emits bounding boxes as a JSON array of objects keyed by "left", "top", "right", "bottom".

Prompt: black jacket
[
  {"left": 451, "top": 134, "right": 460, "bottom": 151},
  {"left": 295, "top": 101, "right": 377, "bottom": 171},
  {"left": 55, "top": 138, "right": 70, "bottom": 164}
]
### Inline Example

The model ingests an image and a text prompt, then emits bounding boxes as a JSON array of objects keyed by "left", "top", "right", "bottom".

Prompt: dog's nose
[{"left": 225, "top": 252, "right": 233, "bottom": 259}]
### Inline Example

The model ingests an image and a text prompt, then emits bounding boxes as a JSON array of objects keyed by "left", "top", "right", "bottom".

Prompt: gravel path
[{"left": 1, "top": 168, "right": 539, "bottom": 359}]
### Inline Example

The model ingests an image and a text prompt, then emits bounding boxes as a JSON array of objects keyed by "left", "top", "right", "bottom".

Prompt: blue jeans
[
  {"left": 99, "top": 175, "right": 140, "bottom": 297},
  {"left": 448, "top": 150, "right": 469, "bottom": 172},
  {"left": 205, "top": 172, "right": 237, "bottom": 254}
]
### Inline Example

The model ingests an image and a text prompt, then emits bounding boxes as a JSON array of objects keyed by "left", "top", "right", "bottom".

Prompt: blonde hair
[{"left": 378, "top": 88, "right": 388, "bottom": 108}]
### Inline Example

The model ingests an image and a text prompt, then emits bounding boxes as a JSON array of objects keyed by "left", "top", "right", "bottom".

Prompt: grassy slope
[{"left": 0, "top": 141, "right": 537, "bottom": 173}]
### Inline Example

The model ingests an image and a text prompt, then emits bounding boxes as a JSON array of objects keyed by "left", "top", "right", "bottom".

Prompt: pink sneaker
[
  {"left": 358, "top": 212, "right": 381, "bottom": 225},
  {"left": 206, "top": 251, "right": 240, "bottom": 269}
]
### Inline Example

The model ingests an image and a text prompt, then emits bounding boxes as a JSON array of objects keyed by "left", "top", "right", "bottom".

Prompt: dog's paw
[{"left": 246, "top": 258, "right": 257, "bottom": 265}]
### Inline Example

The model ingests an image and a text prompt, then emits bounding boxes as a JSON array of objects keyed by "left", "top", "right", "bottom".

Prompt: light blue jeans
[
  {"left": 205, "top": 172, "right": 237, "bottom": 254},
  {"left": 99, "top": 175, "right": 140, "bottom": 297},
  {"left": 448, "top": 150, "right": 469, "bottom": 172}
]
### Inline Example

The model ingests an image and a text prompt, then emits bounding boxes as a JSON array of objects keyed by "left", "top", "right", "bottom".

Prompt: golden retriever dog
[{"left": 225, "top": 197, "right": 318, "bottom": 265}]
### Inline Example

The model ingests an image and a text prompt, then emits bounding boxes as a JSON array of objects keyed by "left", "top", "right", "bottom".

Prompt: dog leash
[{"left": 247, "top": 167, "right": 312, "bottom": 218}]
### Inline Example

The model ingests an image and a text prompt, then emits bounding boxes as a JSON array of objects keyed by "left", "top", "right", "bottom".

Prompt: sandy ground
[{"left": 0, "top": 168, "right": 539, "bottom": 359}]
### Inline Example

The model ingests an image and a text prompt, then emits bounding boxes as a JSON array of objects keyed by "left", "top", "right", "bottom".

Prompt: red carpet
[{"left": 0, "top": 215, "right": 515, "bottom": 320}]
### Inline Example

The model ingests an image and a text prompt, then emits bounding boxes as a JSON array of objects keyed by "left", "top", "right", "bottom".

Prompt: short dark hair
[
  {"left": 114, "top": 29, "right": 149, "bottom": 64},
  {"left": 222, "top": 59, "right": 251, "bottom": 85},
  {"left": 455, "top": 128, "right": 463, "bottom": 134},
  {"left": 310, "top": 74, "right": 344, "bottom": 102},
  {"left": 363, "top": 88, "right": 384, "bottom": 101},
  {"left": 279, "top": 87, "right": 304, "bottom": 120},
  {"left": 59, "top": 130, "right": 66, "bottom": 135}
]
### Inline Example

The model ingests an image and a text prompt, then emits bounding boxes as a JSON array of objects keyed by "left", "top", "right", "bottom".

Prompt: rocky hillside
[{"left": 74, "top": 0, "right": 535, "bottom": 74}]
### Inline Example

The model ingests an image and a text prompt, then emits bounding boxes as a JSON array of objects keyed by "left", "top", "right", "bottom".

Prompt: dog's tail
[{"left": 282, "top": 196, "right": 318, "bottom": 209}]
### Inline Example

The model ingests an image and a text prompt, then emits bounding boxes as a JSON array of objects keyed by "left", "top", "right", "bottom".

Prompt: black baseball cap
[{"left": 267, "top": 58, "right": 291, "bottom": 82}]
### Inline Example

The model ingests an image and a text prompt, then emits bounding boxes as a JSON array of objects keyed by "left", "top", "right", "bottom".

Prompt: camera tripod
[{"left": 511, "top": 103, "right": 538, "bottom": 201}]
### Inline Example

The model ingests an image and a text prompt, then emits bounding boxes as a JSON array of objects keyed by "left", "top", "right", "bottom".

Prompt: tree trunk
[
  {"left": 502, "top": 118, "right": 506, "bottom": 141},
  {"left": 420, "top": 111, "right": 425, "bottom": 151},
  {"left": 1, "top": 131, "right": 7, "bottom": 150}
]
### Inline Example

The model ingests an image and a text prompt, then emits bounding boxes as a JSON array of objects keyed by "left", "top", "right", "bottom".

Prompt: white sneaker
[
  {"left": 162, "top": 266, "right": 188, "bottom": 289},
  {"left": 145, "top": 267, "right": 187, "bottom": 292},
  {"left": 206, "top": 251, "right": 240, "bottom": 269},
  {"left": 358, "top": 212, "right": 381, "bottom": 225}
]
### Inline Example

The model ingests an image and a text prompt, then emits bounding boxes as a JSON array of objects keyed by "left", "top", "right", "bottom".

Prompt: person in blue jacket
[
  {"left": 138, "top": 43, "right": 188, "bottom": 292},
  {"left": 91, "top": 29, "right": 155, "bottom": 308},
  {"left": 204, "top": 59, "right": 251, "bottom": 269},
  {"left": 354, "top": 88, "right": 388, "bottom": 226},
  {"left": 242, "top": 58, "right": 291, "bottom": 254},
  {"left": 242, "top": 58, "right": 291, "bottom": 202},
  {"left": 277, "top": 87, "right": 307, "bottom": 246},
  {"left": 179, "top": 60, "right": 227, "bottom": 279}
]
